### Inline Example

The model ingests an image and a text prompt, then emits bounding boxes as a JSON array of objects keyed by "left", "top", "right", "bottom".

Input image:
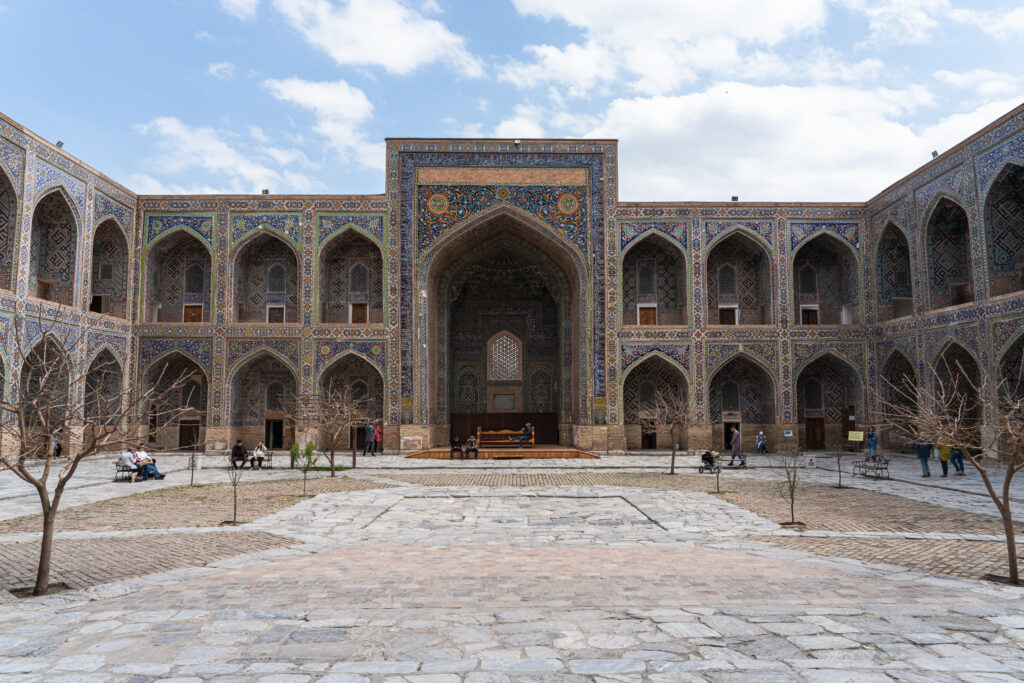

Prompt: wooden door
[
  {"left": 806, "top": 418, "right": 825, "bottom": 449},
  {"left": 638, "top": 307, "right": 656, "bottom": 325},
  {"left": 351, "top": 303, "right": 368, "bottom": 324},
  {"left": 267, "top": 306, "right": 285, "bottom": 324},
  {"left": 801, "top": 308, "right": 819, "bottom": 325},
  {"left": 841, "top": 405, "right": 856, "bottom": 440},
  {"left": 719, "top": 308, "right": 736, "bottom": 325},
  {"left": 183, "top": 305, "right": 203, "bottom": 323}
]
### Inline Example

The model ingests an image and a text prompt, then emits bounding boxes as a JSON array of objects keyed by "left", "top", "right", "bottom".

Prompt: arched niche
[
  {"left": 796, "top": 353, "right": 863, "bottom": 449},
  {"left": 229, "top": 352, "right": 298, "bottom": 449},
  {"left": 984, "top": 163, "right": 1024, "bottom": 298},
  {"left": 707, "top": 232, "right": 773, "bottom": 325},
  {"left": 622, "top": 355, "right": 688, "bottom": 450},
  {"left": 29, "top": 191, "right": 78, "bottom": 305},
  {"left": 876, "top": 224, "right": 913, "bottom": 321},
  {"left": 319, "top": 230, "right": 383, "bottom": 324},
  {"left": 84, "top": 349, "right": 123, "bottom": 422},
  {"left": 708, "top": 355, "right": 775, "bottom": 450},
  {"left": 145, "top": 352, "right": 208, "bottom": 450},
  {"left": 319, "top": 353, "right": 385, "bottom": 449},
  {"left": 90, "top": 220, "right": 129, "bottom": 318},
  {"left": 233, "top": 232, "right": 299, "bottom": 324},
  {"left": 0, "top": 167, "right": 18, "bottom": 292},
  {"left": 20, "top": 337, "right": 71, "bottom": 454},
  {"left": 926, "top": 198, "right": 973, "bottom": 310},
  {"left": 880, "top": 351, "right": 917, "bottom": 449},
  {"left": 792, "top": 234, "right": 858, "bottom": 325},
  {"left": 621, "top": 234, "right": 686, "bottom": 326},
  {"left": 144, "top": 231, "right": 212, "bottom": 323},
  {"left": 935, "top": 343, "right": 981, "bottom": 427}
]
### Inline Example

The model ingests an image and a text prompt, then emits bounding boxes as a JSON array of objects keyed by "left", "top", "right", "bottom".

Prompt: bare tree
[
  {"left": 225, "top": 459, "right": 244, "bottom": 525},
  {"left": 883, "top": 353, "right": 1023, "bottom": 583},
  {"left": 772, "top": 451, "right": 802, "bottom": 526},
  {"left": 285, "top": 380, "right": 367, "bottom": 476},
  {"left": 648, "top": 386, "right": 698, "bottom": 475},
  {"left": 0, "top": 312, "right": 194, "bottom": 595}
]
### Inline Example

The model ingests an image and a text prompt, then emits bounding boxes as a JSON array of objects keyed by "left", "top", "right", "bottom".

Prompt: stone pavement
[{"left": 3, "top": 481, "right": 1024, "bottom": 679}]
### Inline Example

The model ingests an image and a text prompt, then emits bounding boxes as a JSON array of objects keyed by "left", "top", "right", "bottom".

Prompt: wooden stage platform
[{"left": 407, "top": 445, "right": 599, "bottom": 460}]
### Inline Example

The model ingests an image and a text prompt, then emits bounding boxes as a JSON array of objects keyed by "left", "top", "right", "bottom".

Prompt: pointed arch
[
  {"left": 318, "top": 350, "right": 384, "bottom": 421},
  {"left": 84, "top": 348, "right": 123, "bottom": 422},
  {"left": 231, "top": 230, "right": 300, "bottom": 323},
  {"left": 318, "top": 227, "right": 384, "bottom": 324},
  {"left": 29, "top": 189, "right": 79, "bottom": 305},
  {"left": 982, "top": 161, "right": 1024, "bottom": 298},
  {"left": 796, "top": 352, "right": 864, "bottom": 447},
  {"left": 621, "top": 232, "right": 688, "bottom": 326},
  {"left": 622, "top": 353, "right": 690, "bottom": 450},
  {"left": 708, "top": 352, "right": 777, "bottom": 429},
  {"left": 144, "top": 350, "right": 208, "bottom": 450},
  {"left": 227, "top": 346, "right": 300, "bottom": 384},
  {"left": 144, "top": 229, "right": 212, "bottom": 323},
  {"left": 924, "top": 195, "right": 974, "bottom": 309},
  {"left": 228, "top": 349, "right": 299, "bottom": 447},
  {"left": 318, "top": 348, "right": 385, "bottom": 382},
  {"left": 876, "top": 221, "right": 913, "bottom": 321},
  {"left": 0, "top": 164, "right": 19, "bottom": 292},
  {"left": 90, "top": 219, "right": 129, "bottom": 319},
  {"left": 707, "top": 230, "right": 774, "bottom": 325},
  {"left": 792, "top": 232, "right": 859, "bottom": 325}
]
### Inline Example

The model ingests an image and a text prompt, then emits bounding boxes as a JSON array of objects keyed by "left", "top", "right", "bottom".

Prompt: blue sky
[{"left": 3, "top": 0, "right": 1023, "bottom": 201}]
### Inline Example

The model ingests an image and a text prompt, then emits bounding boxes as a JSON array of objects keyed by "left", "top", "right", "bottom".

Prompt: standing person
[
  {"left": 937, "top": 437, "right": 952, "bottom": 478},
  {"left": 363, "top": 421, "right": 376, "bottom": 457},
  {"left": 250, "top": 441, "right": 266, "bottom": 470},
  {"left": 374, "top": 421, "right": 383, "bottom": 456},
  {"left": 866, "top": 428, "right": 878, "bottom": 461},
  {"left": 756, "top": 431, "right": 767, "bottom": 454},
  {"left": 52, "top": 431, "right": 63, "bottom": 459},
  {"left": 950, "top": 445, "right": 966, "bottom": 476},
  {"left": 914, "top": 438, "right": 932, "bottom": 477},
  {"left": 728, "top": 426, "right": 744, "bottom": 466},
  {"left": 231, "top": 440, "right": 247, "bottom": 469}
]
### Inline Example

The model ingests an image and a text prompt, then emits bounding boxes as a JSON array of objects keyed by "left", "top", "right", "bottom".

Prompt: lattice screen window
[
  {"left": 350, "top": 264, "right": 368, "bottom": 294},
  {"left": 799, "top": 265, "right": 818, "bottom": 295},
  {"left": 266, "top": 381, "right": 284, "bottom": 411},
  {"left": 637, "top": 260, "right": 655, "bottom": 298},
  {"left": 638, "top": 379, "right": 656, "bottom": 409},
  {"left": 718, "top": 265, "right": 736, "bottom": 296},
  {"left": 722, "top": 380, "right": 740, "bottom": 411},
  {"left": 184, "top": 262, "right": 204, "bottom": 294},
  {"left": 182, "top": 379, "right": 203, "bottom": 411},
  {"left": 267, "top": 264, "right": 286, "bottom": 294},
  {"left": 489, "top": 333, "right": 522, "bottom": 381},
  {"left": 351, "top": 379, "right": 368, "bottom": 406},
  {"left": 894, "top": 268, "right": 910, "bottom": 287},
  {"left": 100, "top": 264, "right": 113, "bottom": 281},
  {"left": 804, "top": 378, "right": 823, "bottom": 410}
]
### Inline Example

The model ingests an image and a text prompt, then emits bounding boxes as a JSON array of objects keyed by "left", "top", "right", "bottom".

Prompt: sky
[{"left": 2, "top": 0, "right": 1024, "bottom": 202}]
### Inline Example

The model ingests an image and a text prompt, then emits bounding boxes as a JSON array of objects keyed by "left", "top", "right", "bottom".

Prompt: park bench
[
  {"left": 113, "top": 460, "right": 135, "bottom": 482},
  {"left": 226, "top": 450, "right": 274, "bottom": 469},
  {"left": 852, "top": 455, "right": 890, "bottom": 480},
  {"left": 476, "top": 427, "right": 534, "bottom": 448}
]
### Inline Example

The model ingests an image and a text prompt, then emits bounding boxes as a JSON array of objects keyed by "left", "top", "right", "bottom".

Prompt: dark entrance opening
[
  {"left": 265, "top": 420, "right": 284, "bottom": 449},
  {"left": 179, "top": 421, "right": 200, "bottom": 449},
  {"left": 723, "top": 422, "right": 740, "bottom": 450},
  {"left": 450, "top": 412, "right": 557, "bottom": 444},
  {"left": 806, "top": 418, "right": 825, "bottom": 449}
]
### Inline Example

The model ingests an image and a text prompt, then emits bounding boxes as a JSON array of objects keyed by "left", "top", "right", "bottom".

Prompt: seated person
[
  {"left": 118, "top": 449, "right": 140, "bottom": 483},
  {"left": 132, "top": 447, "right": 165, "bottom": 480},
  {"left": 231, "top": 440, "right": 247, "bottom": 469},
  {"left": 464, "top": 434, "right": 479, "bottom": 459},
  {"left": 510, "top": 422, "right": 533, "bottom": 447},
  {"left": 450, "top": 436, "right": 464, "bottom": 459},
  {"left": 250, "top": 441, "right": 266, "bottom": 470}
]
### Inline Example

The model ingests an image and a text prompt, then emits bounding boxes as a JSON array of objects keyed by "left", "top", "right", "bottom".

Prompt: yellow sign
[{"left": 847, "top": 431, "right": 864, "bottom": 442}]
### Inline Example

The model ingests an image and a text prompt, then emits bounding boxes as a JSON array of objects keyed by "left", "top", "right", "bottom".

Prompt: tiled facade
[{"left": 2, "top": 105, "right": 1024, "bottom": 453}]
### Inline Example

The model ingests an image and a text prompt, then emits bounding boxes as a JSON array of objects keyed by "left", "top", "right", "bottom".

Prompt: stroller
[{"left": 698, "top": 450, "right": 720, "bottom": 474}]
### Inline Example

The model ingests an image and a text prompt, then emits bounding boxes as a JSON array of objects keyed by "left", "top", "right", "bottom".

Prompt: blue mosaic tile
[
  {"left": 139, "top": 337, "right": 212, "bottom": 372},
  {"left": 705, "top": 220, "right": 773, "bottom": 247},
  {"left": 34, "top": 161, "right": 85, "bottom": 212},
  {"left": 318, "top": 213, "right": 384, "bottom": 246},
  {"left": 146, "top": 214, "right": 215, "bottom": 248},
  {"left": 790, "top": 222, "right": 859, "bottom": 251},
  {"left": 94, "top": 191, "right": 132, "bottom": 230},
  {"left": 0, "top": 137, "right": 25, "bottom": 187},
  {"left": 620, "top": 220, "right": 687, "bottom": 251},
  {"left": 231, "top": 213, "right": 301, "bottom": 247},
  {"left": 315, "top": 340, "right": 386, "bottom": 374}
]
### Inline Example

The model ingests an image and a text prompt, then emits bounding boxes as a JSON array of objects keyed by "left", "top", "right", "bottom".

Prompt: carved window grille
[
  {"left": 804, "top": 378, "right": 823, "bottom": 411},
  {"left": 719, "top": 264, "right": 736, "bottom": 297},
  {"left": 100, "top": 264, "right": 113, "bottom": 281},
  {"left": 267, "top": 264, "right": 286, "bottom": 294},
  {"left": 638, "top": 379, "right": 656, "bottom": 410},
  {"left": 637, "top": 260, "right": 655, "bottom": 298},
  {"left": 184, "top": 263, "right": 204, "bottom": 295},
  {"left": 350, "top": 263, "right": 368, "bottom": 294},
  {"left": 799, "top": 264, "right": 817, "bottom": 295},
  {"left": 894, "top": 269, "right": 910, "bottom": 287},
  {"left": 266, "top": 381, "right": 284, "bottom": 411},
  {"left": 722, "top": 380, "right": 740, "bottom": 412},
  {"left": 489, "top": 332, "right": 522, "bottom": 382}
]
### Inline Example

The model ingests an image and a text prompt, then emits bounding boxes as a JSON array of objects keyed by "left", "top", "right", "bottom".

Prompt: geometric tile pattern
[
  {"left": 226, "top": 338, "right": 300, "bottom": 370},
  {"left": 230, "top": 213, "right": 301, "bottom": 248},
  {"left": 620, "top": 220, "right": 687, "bottom": 251},
  {"left": 30, "top": 192, "right": 78, "bottom": 304},
  {"left": 317, "top": 213, "right": 384, "bottom": 246},
  {"left": 875, "top": 223, "right": 912, "bottom": 316},
  {"left": 796, "top": 353, "right": 862, "bottom": 423},
  {"left": 145, "top": 214, "right": 215, "bottom": 247},
  {"left": 708, "top": 355, "right": 774, "bottom": 423},
  {"left": 790, "top": 222, "right": 858, "bottom": 250},
  {"left": 926, "top": 198, "right": 972, "bottom": 305},
  {"left": 0, "top": 169, "right": 16, "bottom": 291},
  {"left": 622, "top": 355, "right": 687, "bottom": 423},
  {"left": 984, "top": 163, "right": 1024, "bottom": 296}
]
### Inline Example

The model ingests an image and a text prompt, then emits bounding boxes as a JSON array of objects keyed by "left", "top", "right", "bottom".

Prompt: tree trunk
[
  {"left": 33, "top": 507, "right": 57, "bottom": 596},
  {"left": 303, "top": 471, "right": 307, "bottom": 496},
  {"left": 1002, "top": 465, "right": 1019, "bottom": 583},
  {"left": 352, "top": 443, "right": 356, "bottom": 469},
  {"left": 330, "top": 449, "right": 336, "bottom": 477},
  {"left": 670, "top": 445, "right": 677, "bottom": 475},
  {"left": 233, "top": 485, "right": 238, "bottom": 525}
]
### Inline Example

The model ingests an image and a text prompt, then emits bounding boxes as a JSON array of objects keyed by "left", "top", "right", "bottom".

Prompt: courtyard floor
[{"left": 1, "top": 453, "right": 1024, "bottom": 680}]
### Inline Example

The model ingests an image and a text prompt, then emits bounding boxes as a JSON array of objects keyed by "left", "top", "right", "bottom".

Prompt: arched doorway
[
  {"left": 0, "top": 166, "right": 18, "bottom": 292},
  {"left": 426, "top": 214, "right": 583, "bottom": 445},
  {"left": 792, "top": 234, "right": 858, "bottom": 325},
  {"left": 880, "top": 351, "right": 916, "bottom": 450},
  {"left": 145, "top": 352, "right": 207, "bottom": 450},
  {"left": 229, "top": 352, "right": 298, "bottom": 449},
  {"left": 232, "top": 233, "right": 299, "bottom": 324},
  {"left": 707, "top": 232, "right": 773, "bottom": 325},
  {"left": 319, "top": 354, "right": 384, "bottom": 449},
  {"left": 876, "top": 223, "right": 913, "bottom": 321},
  {"left": 935, "top": 343, "right": 981, "bottom": 429},
  {"left": 144, "top": 231, "right": 212, "bottom": 323},
  {"left": 319, "top": 230, "right": 383, "bottom": 324},
  {"left": 926, "top": 198, "right": 973, "bottom": 309},
  {"left": 622, "top": 356, "right": 688, "bottom": 450},
  {"left": 90, "top": 220, "right": 129, "bottom": 318},
  {"left": 621, "top": 234, "right": 686, "bottom": 326},
  {"left": 709, "top": 355, "right": 775, "bottom": 451},
  {"left": 984, "top": 163, "right": 1024, "bottom": 298},
  {"left": 21, "top": 337, "right": 71, "bottom": 455},
  {"left": 796, "top": 354, "right": 863, "bottom": 449},
  {"left": 29, "top": 191, "right": 78, "bottom": 305}
]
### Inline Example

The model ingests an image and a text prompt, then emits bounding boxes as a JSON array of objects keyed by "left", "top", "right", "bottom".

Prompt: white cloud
[
  {"left": 493, "top": 105, "right": 546, "bottom": 139},
  {"left": 220, "top": 0, "right": 259, "bottom": 20},
  {"left": 132, "top": 116, "right": 321, "bottom": 194},
  {"left": 207, "top": 62, "right": 237, "bottom": 80},
  {"left": 249, "top": 125, "right": 270, "bottom": 142},
  {"left": 194, "top": 30, "right": 215, "bottom": 41},
  {"left": 263, "top": 77, "right": 384, "bottom": 169},
  {"left": 949, "top": 6, "right": 1024, "bottom": 38},
  {"left": 935, "top": 69, "right": 1021, "bottom": 97},
  {"left": 501, "top": 0, "right": 826, "bottom": 96},
  {"left": 838, "top": 0, "right": 949, "bottom": 45},
  {"left": 270, "top": 0, "right": 483, "bottom": 77}
]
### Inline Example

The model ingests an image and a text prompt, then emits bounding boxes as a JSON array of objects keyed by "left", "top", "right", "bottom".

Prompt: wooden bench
[
  {"left": 113, "top": 460, "right": 135, "bottom": 482},
  {"left": 852, "top": 455, "right": 890, "bottom": 480},
  {"left": 227, "top": 451, "right": 274, "bottom": 469},
  {"left": 476, "top": 427, "right": 535, "bottom": 448}
]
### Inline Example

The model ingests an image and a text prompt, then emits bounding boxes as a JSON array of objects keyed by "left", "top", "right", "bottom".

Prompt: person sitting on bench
[
  {"left": 464, "top": 434, "right": 479, "bottom": 459},
  {"left": 118, "top": 449, "right": 140, "bottom": 483},
  {"left": 450, "top": 436, "right": 464, "bottom": 459},
  {"left": 231, "top": 440, "right": 247, "bottom": 469},
  {"left": 509, "top": 422, "right": 533, "bottom": 447}
]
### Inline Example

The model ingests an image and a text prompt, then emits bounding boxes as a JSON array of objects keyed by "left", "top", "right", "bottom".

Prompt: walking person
[
  {"left": 950, "top": 446, "right": 966, "bottom": 476},
  {"left": 914, "top": 438, "right": 932, "bottom": 477},
  {"left": 756, "top": 431, "right": 767, "bottom": 454},
  {"left": 374, "top": 421, "right": 383, "bottom": 456},
  {"left": 728, "top": 426, "right": 744, "bottom": 466},
  {"left": 362, "top": 420, "right": 376, "bottom": 457},
  {"left": 866, "top": 428, "right": 878, "bottom": 461},
  {"left": 937, "top": 437, "right": 952, "bottom": 478}
]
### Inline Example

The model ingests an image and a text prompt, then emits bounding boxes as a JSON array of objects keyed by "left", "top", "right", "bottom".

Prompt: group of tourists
[
  {"left": 914, "top": 438, "right": 966, "bottom": 478},
  {"left": 450, "top": 434, "right": 479, "bottom": 458},
  {"left": 117, "top": 446, "right": 165, "bottom": 482},
  {"left": 362, "top": 420, "right": 383, "bottom": 456}
]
